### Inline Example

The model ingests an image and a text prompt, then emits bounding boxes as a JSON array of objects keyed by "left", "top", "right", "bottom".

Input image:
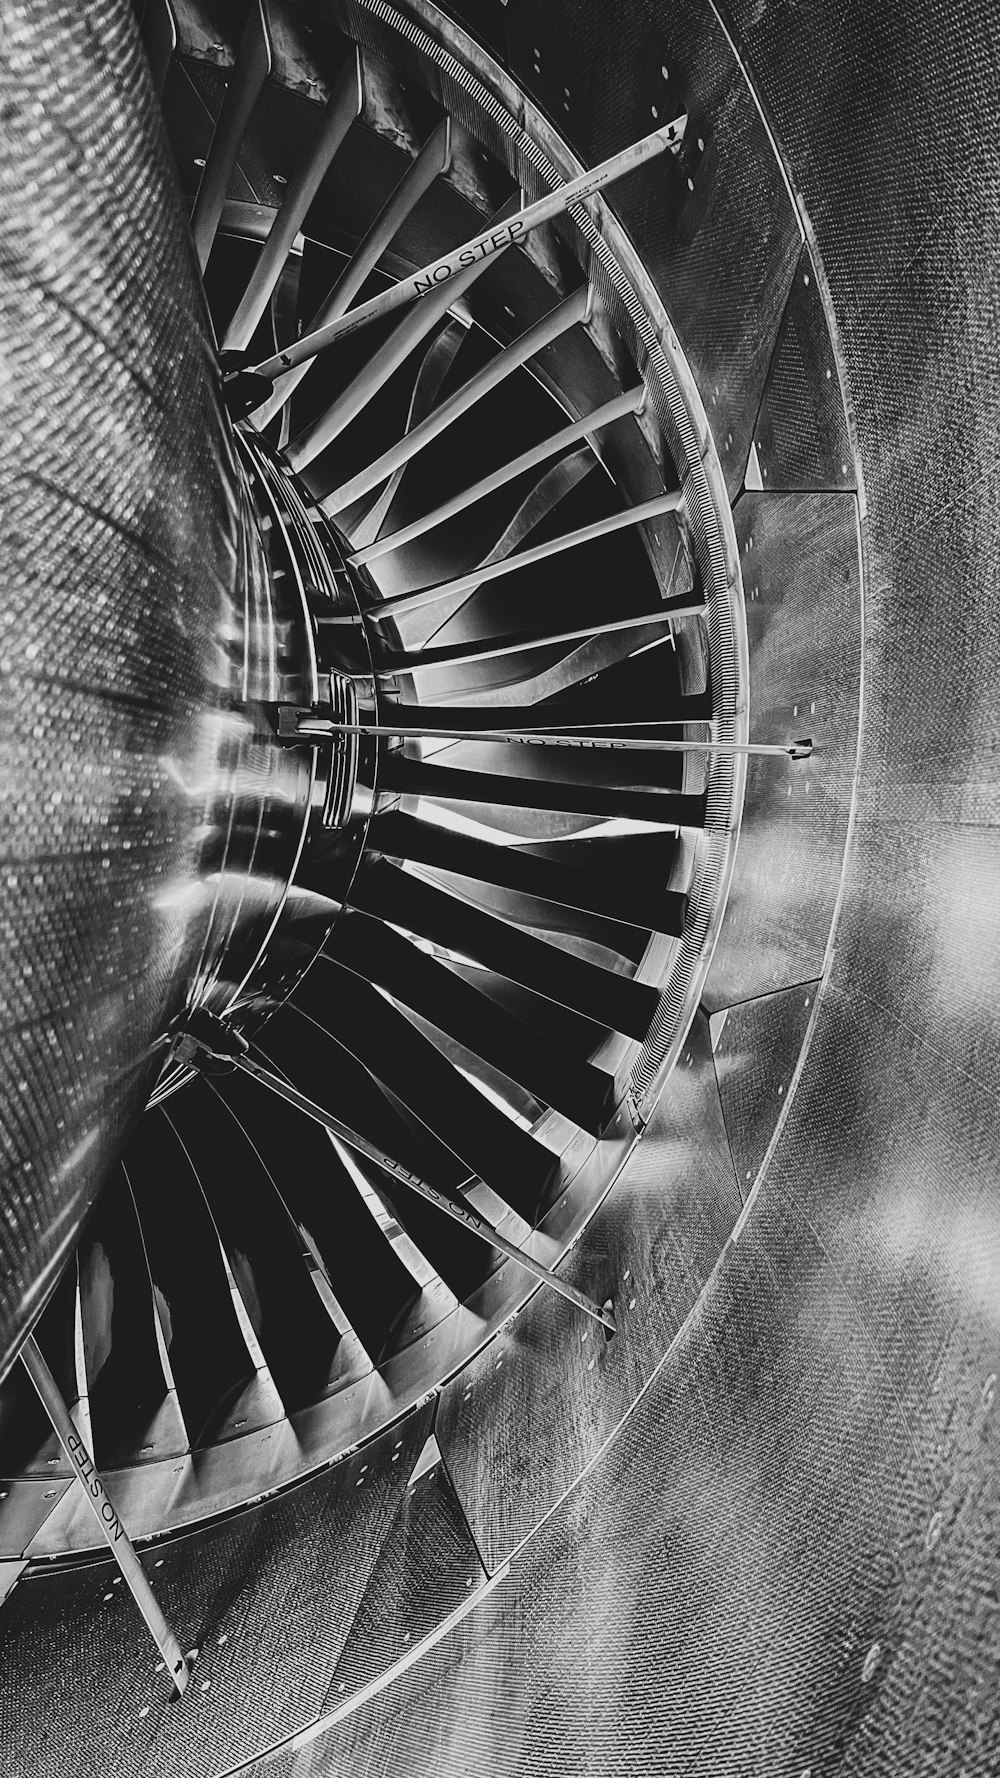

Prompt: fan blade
[
  {"left": 289, "top": 199, "right": 521, "bottom": 473},
  {"left": 380, "top": 755, "right": 707, "bottom": 828},
  {"left": 348, "top": 315, "right": 469, "bottom": 549},
  {"left": 222, "top": 48, "right": 363, "bottom": 351},
  {"left": 323, "top": 286, "right": 590, "bottom": 514},
  {"left": 165, "top": 1080, "right": 342, "bottom": 1411},
  {"left": 251, "top": 116, "right": 453, "bottom": 430},
  {"left": 78, "top": 1167, "right": 175, "bottom": 1467},
  {"left": 350, "top": 386, "right": 646, "bottom": 566},
  {"left": 364, "top": 489, "right": 683, "bottom": 621},
  {"left": 189, "top": 0, "right": 272, "bottom": 274},
  {"left": 350, "top": 860, "right": 659, "bottom": 1040},
  {"left": 371, "top": 599, "right": 705, "bottom": 674},
  {"left": 258, "top": 1009, "right": 502, "bottom": 1301},
  {"left": 369, "top": 809, "right": 686, "bottom": 934},
  {"left": 122, "top": 1114, "right": 256, "bottom": 1446},
  {"left": 206, "top": 1069, "right": 420, "bottom": 1364},
  {"left": 323, "top": 910, "right": 615, "bottom": 1135},
  {"left": 0, "top": 1265, "right": 78, "bottom": 1473},
  {"left": 293, "top": 959, "right": 558, "bottom": 1223}
]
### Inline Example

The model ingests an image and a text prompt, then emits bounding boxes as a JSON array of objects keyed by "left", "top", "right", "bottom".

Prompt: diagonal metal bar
[
  {"left": 218, "top": 1051, "right": 615, "bottom": 1331},
  {"left": 249, "top": 118, "right": 687, "bottom": 376},
  {"left": 322, "top": 287, "right": 592, "bottom": 514},
  {"left": 362, "top": 489, "right": 685, "bottom": 621},
  {"left": 189, "top": 0, "right": 272, "bottom": 275},
  {"left": 349, "top": 385, "right": 646, "bottom": 566},
  {"left": 21, "top": 1336, "right": 193, "bottom": 1693},
  {"left": 222, "top": 49, "right": 363, "bottom": 351},
  {"left": 250, "top": 117, "right": 453, "bottom": 430},
  {"left": 288, "top": 199, "right": 521, "bottom": 472}
]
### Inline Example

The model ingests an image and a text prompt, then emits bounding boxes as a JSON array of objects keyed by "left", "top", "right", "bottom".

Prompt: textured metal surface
[
  {"left": 0, "top": 1407, "right": 438, "bottom": 1777},
  {"left": 753, "top": 246, "right": 857, "bottom": 493},
  {"left": 0, "top": 0, "right": 248, "bottom": 1379},
  {"left": 703, "top": 490, "right": 862, "bottom": 1008},
  {"left": 711, "top": 981, "right": 818, "bottom": 1197}
]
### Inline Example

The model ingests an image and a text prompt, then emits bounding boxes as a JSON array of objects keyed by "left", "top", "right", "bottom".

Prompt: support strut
[{"left": 21, "top": 1336, "right": 193, "bottom": 1695}]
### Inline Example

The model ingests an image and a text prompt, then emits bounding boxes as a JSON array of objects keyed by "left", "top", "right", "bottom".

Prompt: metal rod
[
  {"left": 322, "top": 287, "right": 591, "bottom": 514},
  {"left": 250, "top": 117, "right": 453, "bottom": 430},
  {"left": 21, "top": 1336, "right": 193, "bottom": 1694},
  {"left": 228, "top": 1052, "right": 615, "bottom": 1332},
  {"left": 372, "top": 601, "right": 706, "bottom": 674},
  {"left": 362, "top": 489, "right": 686, "bottom": 620},
  {"left": 222, "top": 50, "right": 363, "bottom": 352},
  {"left": 249, "top": 119, "right": 687, "bottom": 377},
  {"left": 189, "top": 0, "right": 271, "bottom": 275},
  {"left": 290, "top": 718, "right": 812, "bottom": 759},
  {"left": 349, "top": 386, "right": 646, "bottom": 565}
]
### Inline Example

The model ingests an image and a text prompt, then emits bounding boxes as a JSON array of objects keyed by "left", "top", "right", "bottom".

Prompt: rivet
[
  {"left": 466, "top": 1578, "right": 474, "bottom": 1588},
  {"left": 926, "top": 1511, "right": 943, "bottom": 1551},
  {"left": 139, "top": 1706, "right": 150, "bottom": 1719},
  {"left": 218, "top": 1634, "right": 227, "bottom": 1645},
  {"left": 623, "top": 1270, "right": 631, "bottom": 1281},
  {"left": 862, "top": 1642, "right": 881, "bottom": 1683},
  {"left": 778, "top": 1084, "right": 784, "bottom": 1095},
  {"left": 403, "top": 1632, "right": 411, "bottom": 1643},
  {"left": 651, "top": 105, "right": 659, "bottom": 119},
  {"left": 587, "top": 1358, "right": 596, "bottom": 1371},
  {"left": 804, "top": 272, "right": 811, "bottom": 286},
  {"left": 200, "top": 1680, "right": 211, "bottom": 1693},
  {"left": 983, "top": 1373, "right": 997, "bottom": 1411},
  {"left": 661, "top": 64, "right": 669, "bottom": 78},
  {"left": 628, "top": 1297, "right": 637, "bottom": 1309},
  {"left": 103, "top": 1592, "right": 113, "bottom": 1602},
  {"left": 826, "top": 368, "right": 832, "bottom": 379},
  {"left": 154, "top": 1559, "right": 164, "bottom": 1568}
]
